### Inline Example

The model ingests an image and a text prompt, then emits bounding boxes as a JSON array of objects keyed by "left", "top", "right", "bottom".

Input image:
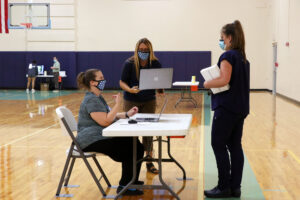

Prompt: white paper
[{"left": 200, "top": 64, "right": 230, "bottom": 94}]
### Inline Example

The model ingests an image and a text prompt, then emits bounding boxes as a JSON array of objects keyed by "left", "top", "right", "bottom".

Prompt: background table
[
  {"left": 26, "top": 74, "right": 67, "bottom": 90},
  {"left": 103, "top": 113, "right": 192, "bottom": 200},
  {"left": 173, "top": 81, "right": 199, "bottom": 108}
]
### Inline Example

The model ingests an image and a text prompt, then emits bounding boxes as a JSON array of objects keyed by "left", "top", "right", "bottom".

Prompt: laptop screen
[
  {"left": 157, "top": 98, "right": 168, "bottom": 119},
  {"left": 37, "top": 65, "right": 44, "bottom": 75},
  {"left": 139, "top": 68, "right": 173, "bottom": 90}
]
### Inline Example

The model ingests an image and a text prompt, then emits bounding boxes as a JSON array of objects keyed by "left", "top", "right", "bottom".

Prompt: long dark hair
[
  {"left": 222, "top": 20, "right": 246, "bottom": 61},
  {"left": 77, "top": 69, "right": 100, "bottom": 90}
]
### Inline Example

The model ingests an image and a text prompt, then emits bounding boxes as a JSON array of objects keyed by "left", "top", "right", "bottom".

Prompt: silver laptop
[
  {"left": 136, "top": 98, "right": 168, "bottom": 122},
  {"left": 139, "top": 68, "right": 173, "bottom": 90}
]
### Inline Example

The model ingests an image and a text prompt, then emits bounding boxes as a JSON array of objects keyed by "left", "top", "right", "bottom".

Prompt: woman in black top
[
  {"left": 26, "top": 60, "right": 38, "bottom": 93},
  {"left": 120, "top": 38, "right": 163, "bottom": 174},
  {"left": 203, "top": 20, "right": 250, "bottom": 198}
]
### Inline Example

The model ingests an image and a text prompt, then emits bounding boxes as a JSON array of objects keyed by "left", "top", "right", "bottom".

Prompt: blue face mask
[
  {"left": 95, "top": 80, "right": 106, "bottom": 91},
  {"left": 138, "top": 51, "right": 150, "bottom": 60},
  {"left": 219, "top": 40, "right": 226, "bottom": 50}
]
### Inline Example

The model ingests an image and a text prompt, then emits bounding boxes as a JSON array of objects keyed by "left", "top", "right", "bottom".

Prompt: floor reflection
[
  {"left": 26, "top": 93, "right": 55, "bottom": 118},
  {"left": 0, "top": 145, "right": 12, "bottom": 200},
  {"left": 271, "top": 95, "right": 277, "bottom": 148}
]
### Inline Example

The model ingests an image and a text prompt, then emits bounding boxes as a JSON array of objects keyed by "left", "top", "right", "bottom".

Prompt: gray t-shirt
[{"left": 77, "top": 92, "right": 111, "bottom": 149}]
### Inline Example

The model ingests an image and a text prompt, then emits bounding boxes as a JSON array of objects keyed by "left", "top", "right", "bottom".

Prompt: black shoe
[
  {"left": 134, "top": 180, "right": 144, "bottom": 185},
  {"left": 204, "top": 186, "right": 231, "bottom": 198},
  {"left": 116, "top": 186, "right": 143, "bottom": 196},
  {"left": 231, "top": 188, "right": 241, "bottom": 197}
]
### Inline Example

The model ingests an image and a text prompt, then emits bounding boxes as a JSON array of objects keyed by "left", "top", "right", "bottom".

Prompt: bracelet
[{"left": 125, "top": 112, "right": 129, "bottom": 118}]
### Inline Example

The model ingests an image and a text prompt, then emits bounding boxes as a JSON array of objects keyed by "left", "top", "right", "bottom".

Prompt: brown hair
[
  {"left": 77, "top": 69, "right": 100, "bottom": 90},
  {"left": 130, "top": 38, "right": 158, "bottom": 79},
  {"left": 222, "top": 20, "right": 246, "bottom": 61}
]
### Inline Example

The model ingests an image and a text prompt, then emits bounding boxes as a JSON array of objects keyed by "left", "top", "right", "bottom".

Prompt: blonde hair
[{"left": 130, "top": 38, "right": 158, "bottom": 79}]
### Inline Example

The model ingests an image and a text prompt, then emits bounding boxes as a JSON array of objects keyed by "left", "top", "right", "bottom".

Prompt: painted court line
[
  {"left": 246, "top": 149, "right": 300, "bottom": 166},
  {"left": 0, "top": 98, "right": 116, "bottom": 148},
  {"left": 1, "top": 123, "right": 58, "bottom": 148},
  {"left": 287, "top": 150, "right": 300, "bottom": 165}
]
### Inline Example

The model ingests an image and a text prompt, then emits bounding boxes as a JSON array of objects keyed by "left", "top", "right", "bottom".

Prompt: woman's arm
[
  {"left": 204, "top": 60, "right": 232, "bottom": 89},
  {"left": 115, "top": 106, "right": 139, "bottom": 119},
  {"left": 90, "top": 94, "right": 121, "bottom": 127},
  {"left": 120, "top": 80, "right": 139, "bottom": 94}
]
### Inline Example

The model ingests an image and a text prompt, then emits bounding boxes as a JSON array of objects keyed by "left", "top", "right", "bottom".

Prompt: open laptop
[
  {"left": 139, "top": 68, "right": 173, "bottom": 90},
  {"left": 37, "top": 65, "right": 44, "bottom": 75},
  {"left": 136, "top": 98, "right": 168, "bottom": 122}
]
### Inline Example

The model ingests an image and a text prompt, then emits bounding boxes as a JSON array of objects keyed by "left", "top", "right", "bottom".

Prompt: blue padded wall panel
[
  {"left": 26, "top": 52, "right": 77, "bottom": 88},
  {"left": 0, "top": 52, "right": 26, "bottom": 88},
  {"left": 186, "top": 51, "right": 211, "bottom": 87},
  {"left": 0, "top": 51, "right": 211, "bottom": 89}
]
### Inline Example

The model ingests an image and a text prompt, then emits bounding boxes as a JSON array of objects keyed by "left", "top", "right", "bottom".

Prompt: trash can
[{"left": 40, "top": 83, "right": 49, "bottom": 91}]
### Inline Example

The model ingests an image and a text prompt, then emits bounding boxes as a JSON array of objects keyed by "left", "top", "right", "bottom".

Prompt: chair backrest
[{"left": 56, "top": 106, "right": 78, "bottom": 137}]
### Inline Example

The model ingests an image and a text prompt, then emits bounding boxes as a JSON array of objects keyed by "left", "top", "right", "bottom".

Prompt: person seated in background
[
  {"left": 26, "top": 60, "right": 38, "bottom": 93},
  {"left": 51, "top": 57, "right": 60, "bottom": 92},
  {"left": 76, "top": 68, "right": 144, "bottom": 196}
]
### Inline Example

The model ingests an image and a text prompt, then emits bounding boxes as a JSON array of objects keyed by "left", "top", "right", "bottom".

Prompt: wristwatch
[{"left": 125, "top": 112, "right": 129, "bottom": 118}]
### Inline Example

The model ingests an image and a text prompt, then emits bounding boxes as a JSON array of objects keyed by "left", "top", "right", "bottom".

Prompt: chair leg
[
  {"left": 56, "top": 151, "right": 73, "bottom": 196},
  {"left": 64, "top": 157, "right": 76, "bottom": 186},
  {"left": 82, "top": 156, "right": 107, "bottom": 196},
  {"left": 92, "top": 156, "right": 111, "bottom": 187}
]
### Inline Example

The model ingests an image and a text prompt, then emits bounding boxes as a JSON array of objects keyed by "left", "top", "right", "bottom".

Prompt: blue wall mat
[
  {"left": 0, "top": 51, "right": 211, "bottom": 89},
  {"left": 0, "top": 52, "right": 26, "bottom": 88}
]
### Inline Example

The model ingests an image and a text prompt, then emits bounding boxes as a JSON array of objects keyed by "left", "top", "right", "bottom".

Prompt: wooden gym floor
[{"left": 0, "top": 90, "right": 299, "bottom": 200}]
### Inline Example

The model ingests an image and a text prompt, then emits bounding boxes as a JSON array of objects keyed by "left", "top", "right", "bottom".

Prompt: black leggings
[
  {"left": 83, "top": 137, "right": 144, "bottom": 186},
  {"left": 211, "top": 107, "right": 245, "bottom": 190}
]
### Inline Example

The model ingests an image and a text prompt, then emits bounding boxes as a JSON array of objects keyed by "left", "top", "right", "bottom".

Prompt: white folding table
[
  {"left": 103, "top": 113, "right": 192, "bottom": 200},
  {"left": 172, "top": 81, "right": 199, "bottom": 108}
]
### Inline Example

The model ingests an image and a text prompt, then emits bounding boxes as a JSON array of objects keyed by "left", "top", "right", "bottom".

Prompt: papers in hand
[{"left": 200, "top": 64, "right": 230, "bottom": 94}]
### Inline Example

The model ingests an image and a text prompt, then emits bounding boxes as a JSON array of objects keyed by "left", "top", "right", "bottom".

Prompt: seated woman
[{"left": 76, "top": 69, "right": 144, "bottom": 196}]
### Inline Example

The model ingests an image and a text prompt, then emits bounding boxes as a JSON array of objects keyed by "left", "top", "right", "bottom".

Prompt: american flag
[{"left": 0, "top": 0, "right": 9, "bottom": 34}]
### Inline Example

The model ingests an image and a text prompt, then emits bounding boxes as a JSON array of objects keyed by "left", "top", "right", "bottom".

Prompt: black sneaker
[
  {"left": 116, "top": 186, "right": 143, "bottom": 196},
  {"left": 204, "top": 186, "right": 231, "bottom": 198},
  {"left": 231, "top": 188, "right": 241, "bottom": 197},
  {"left": 134, "top": 180, "right": 144, "bottom": 185}
]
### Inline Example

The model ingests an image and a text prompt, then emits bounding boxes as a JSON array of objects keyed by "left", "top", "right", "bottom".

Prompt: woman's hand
[
  {"left": 130, "top": 86, "right": 140, "bottom": 94},
  {"left": 203, "top": 81, "right": 209, "bottom": 89},
  {"left": 127, "top": 106, "right": 139, "bottom": 117},
  {"left": 112, "top": 93, "right": 121, "bottom": 105}
]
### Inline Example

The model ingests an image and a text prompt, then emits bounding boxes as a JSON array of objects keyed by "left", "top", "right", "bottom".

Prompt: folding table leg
[
  {"left": 167, "top": 137, "right": 186, "bottom": 180},
  {"left": 157, "top": 137, "right": 180, "bottom": 200}
]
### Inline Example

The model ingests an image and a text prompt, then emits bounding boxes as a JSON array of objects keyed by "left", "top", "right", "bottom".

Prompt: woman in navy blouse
[{"left": 204, "top": 20, "right": 250, "bottom": 198}]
